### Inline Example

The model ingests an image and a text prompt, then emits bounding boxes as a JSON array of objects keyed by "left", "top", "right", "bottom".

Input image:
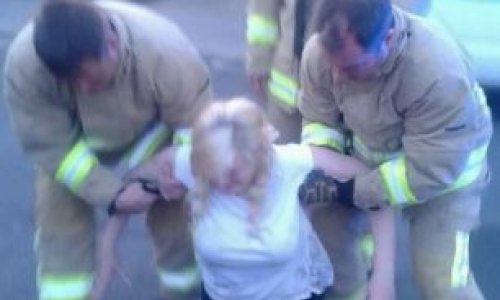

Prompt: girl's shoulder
[{"left": 272, "top": 144, "right": 314, "bottom": 177}]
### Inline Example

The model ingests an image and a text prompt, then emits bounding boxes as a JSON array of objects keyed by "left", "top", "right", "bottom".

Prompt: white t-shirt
[{"left": 174, "top": 144, "right": 333, "bottom": 300}]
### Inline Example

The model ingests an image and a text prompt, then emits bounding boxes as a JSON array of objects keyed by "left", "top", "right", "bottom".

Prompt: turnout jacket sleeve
[
  {"left": 245, "top": 0, "right": 282, "bottom": 75},
  {"left": 354, "top": 75, "right": 492, "bottom": 209},
  {"left": 4, "top": 61, "right": 122, "bottom": 207},
  {"left": 298, "top": 36, "right": 346, "bottom": 153}
]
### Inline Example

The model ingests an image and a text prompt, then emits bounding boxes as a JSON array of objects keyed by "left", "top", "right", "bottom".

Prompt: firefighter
[
  {"left": 4, "top": 1, "right": 211, "bottom": 299},
  {"left": 246, "top": 1, "right": 371, "bottom": 299},
  {"left": 299, "top": 0, "right": 491, "bottom": 299},
  {"left": 246, "top": 0, "right": 308, "bottom": 143}
]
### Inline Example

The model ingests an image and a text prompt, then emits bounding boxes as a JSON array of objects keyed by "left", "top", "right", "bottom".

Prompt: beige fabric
[
  {"left": 299, "top": 7, "right": 492, "bottom": 211},
  {"left": 266, "top": 98, "right": 302, "bottom": 143},
  {"left": 246, "top": 0, "right": 306, "bottom": 113},
  {"left": 4, "top": 1, "right": 211, "bottom": 207},
  {"left": 35, "top": 169, "right": 96, "bottom": 275},
  {"left": 298, "top": 6, "right": 491, "bottom": 299},
  {"left": 4, "top": 2, "right": 210, "bottom": 299},
  {"left": 405, "top": 194, "right": 484, "bottom": 299}
]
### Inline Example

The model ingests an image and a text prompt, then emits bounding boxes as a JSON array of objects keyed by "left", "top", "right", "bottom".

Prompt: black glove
[{"left": 298, "top": 169, "right": 355, "bottom": 208}]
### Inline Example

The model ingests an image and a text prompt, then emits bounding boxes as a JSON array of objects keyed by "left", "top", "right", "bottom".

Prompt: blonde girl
[{"left": 91, "top": 98, "right": 395, "bottom": 300}]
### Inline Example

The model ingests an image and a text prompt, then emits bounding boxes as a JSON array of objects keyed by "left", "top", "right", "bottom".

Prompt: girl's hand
[{"left": 90, "top": 215, "right": 131, "bottom": 300}]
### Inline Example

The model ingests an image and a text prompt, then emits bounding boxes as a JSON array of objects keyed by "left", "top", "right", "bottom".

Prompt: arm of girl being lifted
[
  {"left": 310, "top": 146, "right": 396, "bottom": 300},
  {"left": 89, "top": 148, "right": 185, "bottom": 300}
]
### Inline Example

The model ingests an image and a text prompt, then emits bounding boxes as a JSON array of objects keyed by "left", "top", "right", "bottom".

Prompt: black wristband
[
  {"left": 107, "top": 183, "right": 128, "bottom": 216},
  {"left": 336, "top": 178, "right": 355, "bottom": 208},
  {"left": 107, "top": 199, "right": 118, "bottom": 216},
  {"left": 107, "top": 178, "right": 160, "bottom": 216}
]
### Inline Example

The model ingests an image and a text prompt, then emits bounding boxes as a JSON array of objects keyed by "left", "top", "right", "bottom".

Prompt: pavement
[{"left": 0, "top": 1, "right": 498, "bottom": 299}]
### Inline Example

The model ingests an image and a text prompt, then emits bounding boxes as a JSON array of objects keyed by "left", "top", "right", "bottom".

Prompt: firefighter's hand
[
  {"left": 114, "top": 182, "right": 158, "bottom": 214},
  {"left": 158, "top": 161, "right": 187, "bottom": 201},
  {"left": 298, "top": 170, "right": 338, "bottom": 207},
  {"left": 248, "top": 73, "right": 269, "bottom": 99},
  {"left": 298, "top": 170, "right": 357, "bottom": 208}
]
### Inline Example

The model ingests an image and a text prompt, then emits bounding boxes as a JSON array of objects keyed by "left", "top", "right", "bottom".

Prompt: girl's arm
[
  {"left": 90, "top": 214, "right": 130, "bottom": 300},
  {"left": 310, "top": 145, "right": 395, "bottom": 299},
  {"left": 367, "top": 208, "right": 396, "bottom": 300},
  {"left": 128, "top": 146, "right": 185, "bottom": 201},
  {"left": 310, "top": 146, "right": 367, "bottom": 180},
  {"left": 90, "top": 147, "right": 184, "bottom": 299}
]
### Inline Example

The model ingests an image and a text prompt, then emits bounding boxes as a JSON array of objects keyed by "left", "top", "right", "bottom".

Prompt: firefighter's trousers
[
  {"left": 403, "top": 190, "right": 484, "bottom": 300},
  {"left": 35, "top": 169, "right": 197, "bottom": 300}
]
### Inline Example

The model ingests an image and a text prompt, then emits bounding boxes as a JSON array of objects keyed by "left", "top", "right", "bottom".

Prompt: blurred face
[
  {"left": 205, "top": 128, "right": 258, "bottom": 195},
  {"left": 210, "top": 153, "right": 256, "bottom": 195},
  {"left": 71, "top": 31, "right": 119, "bottom": 94},
  {"left": 328, "top": 31, "right": 392, "bottom": 81}
]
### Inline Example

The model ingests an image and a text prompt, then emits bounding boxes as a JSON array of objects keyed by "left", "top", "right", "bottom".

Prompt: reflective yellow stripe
[
  {"left": 128, "top": 123, "right": 169, "bottom": 168},
  {"left": 451, "top": 231, "right": 470, "bottom": 289},
  {"left": 379, "top": 157, "right": 417, "bottom": 206},
  {"left": 246, "top": 14, "right": 278, "bottom": 45},
  {"left": 268, "top": 69, "right": 298, "bottom": 107},
  {"left": 39, "top": 274, "right": 92, "bottom": 300},
  {"left": 173, "top": 128, "right": 192, "bottom": 145},
  {"left": 446, "top": 144, "right": 488, "bottom": 192},
  {"left": 55, "top": 140, "right": 97, "bottom": 191},
  {"left": 353, "top": 136, "right": 401, "bottom": 164},
  {"left": 301, "top": 122, "right": 344, "bottom": 152},
  {"left": 359, "top": 233, "right": 374, "bottom": 268},
  {"left": 159, "top": 266, "right": 200, "bottom": 293}
]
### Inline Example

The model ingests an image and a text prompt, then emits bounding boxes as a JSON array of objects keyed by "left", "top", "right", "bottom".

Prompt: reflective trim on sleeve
[
  {"left": 359, "top": 233, "right": 374, "bottom": 267},
  {"left": 474, "top": 82, "right": 490, "bottom": 116},
  {"left": 451, "top": 231, "right": 470, "bottom": 289},
  {"left": 446, "top": 143, "right": 488, "bottom": 193},
  {"left": 128, "top": 123, "right": 170, "bottom": 168},
  {"left": 55, "top": 140, "right": 98, "bottom": 192},
  {"left": 379, "top": 157, "right": 417, "bottom": 206},
  {"left": 246, "top": 14, "right": 279, "bottom": 45},
  {"left": 38, "top": 273, "right": 92, "bottom": 300},
  {"left": 173, "top": 128, "right": 192, "bottom": 145},
  {"left": 301, "top": 122, "right": 344, "bottom": 152},
  {"left": 268, "top": 68, "right": 298, "bottom": 107},
  {"left": 353, "top": 136, "right": 402, "bottom": 164},
  {"left": 158, "top": 266, "right": 200, "bottom": 293}
]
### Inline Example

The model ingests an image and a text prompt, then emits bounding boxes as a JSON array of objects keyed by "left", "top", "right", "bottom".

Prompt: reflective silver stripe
[
  {"left": 474, "top": 82, "right": 490, "bottom": 116},
  {"left": 353, "top": 136, "right": 401, "bottom": 164},
  {"left": 159, "top": 267, "right": 200, "bottom": 293},
  {"left": 128, "top": 123, "right": 169, "bottom": 168},
  {"left": 173, "top": 128, "right": 192, "bottom": 145},
  {"left": 301, "top": 122, "right": 344, "bottom": 152},
  {"left": 379, "top": 157, "right": 417, "bottom": 206},
  {"left": 39, "top": 274, "right": 92, "bottom": 300},
  {"left": 55, "top": 139, "right": 97, "bottom": 191},
  {"left": 451, "top": 231, "right": 470, "bottom": 288},
  {"left": 446, "top": 143, "right": 488, "bottom": 193},
  {"left": 246, "top": 14, "right": 279, "bottom": 45},
  {"left": 268, "top": 69, "right": 298, "bottom": 107}
]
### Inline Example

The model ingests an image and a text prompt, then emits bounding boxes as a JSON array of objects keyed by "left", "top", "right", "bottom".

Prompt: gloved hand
[{"left": 298, "top": 169, "right": 355, "bottom": 208}]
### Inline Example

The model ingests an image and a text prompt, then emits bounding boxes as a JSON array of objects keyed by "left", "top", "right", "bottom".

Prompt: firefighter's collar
[
  {"left": 106, "top": 12, "right": 132, "bottom": 86},
  {"left": 379, "top": 6, "right": 410, "bottom": 77}
]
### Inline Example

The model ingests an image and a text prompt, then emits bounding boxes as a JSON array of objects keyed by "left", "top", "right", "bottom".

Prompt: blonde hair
[{"left": 189, "top": 97, "right": 277, "bottom": 228}]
